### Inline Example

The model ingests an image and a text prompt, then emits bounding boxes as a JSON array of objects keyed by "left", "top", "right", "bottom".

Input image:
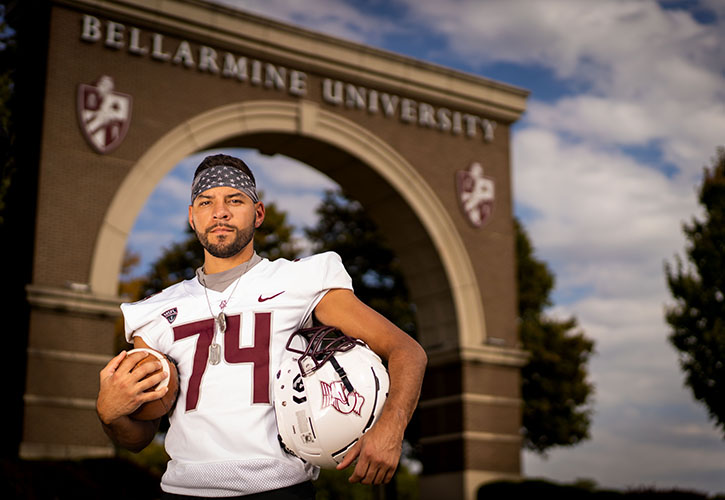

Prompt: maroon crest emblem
[
  {"left": 77, "top": 75, "right": 132, "bottom": 154},
  {"left": 456, "top": 162, "right": 495, "bottom": 228},
  {"left": 320, "top": 380, "right": 365, "bottom": 416}
]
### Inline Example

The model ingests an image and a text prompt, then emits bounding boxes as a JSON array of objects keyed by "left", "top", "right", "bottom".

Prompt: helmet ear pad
[{"left": 273, "top": 327, "right": 390, "bottom": 469}]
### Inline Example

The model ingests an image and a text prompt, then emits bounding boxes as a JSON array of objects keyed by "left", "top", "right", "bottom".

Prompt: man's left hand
[{"left": 336, "top": 420, "right": 402, "bottom": 484}]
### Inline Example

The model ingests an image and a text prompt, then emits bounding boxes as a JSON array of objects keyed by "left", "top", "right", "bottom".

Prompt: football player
[{"left": 96, "top": 153, "right": 427, "bottom": 499}]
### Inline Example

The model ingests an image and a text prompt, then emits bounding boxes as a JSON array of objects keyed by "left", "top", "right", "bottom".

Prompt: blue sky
[{"left": 127, "top": 0, "right": 725, "bottom": 494}]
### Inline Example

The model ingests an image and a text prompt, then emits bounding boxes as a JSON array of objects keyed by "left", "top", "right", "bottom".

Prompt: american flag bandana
[{"left": 190, "top": 165, "right": 259, "bottom": 204}]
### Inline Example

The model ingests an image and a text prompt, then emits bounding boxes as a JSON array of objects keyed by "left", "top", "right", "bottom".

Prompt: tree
[
  {"left": 254, "top": 192, "right": 301, "bottom": 261},
  {"left": 665, "top": 146, "right": 725, "bottom": 433},
  {"left": 516, "top": 218, "right": 595, "bottom": 454},
  {"left": 304, "top": 190, "right": 416, "bottom": 336}
]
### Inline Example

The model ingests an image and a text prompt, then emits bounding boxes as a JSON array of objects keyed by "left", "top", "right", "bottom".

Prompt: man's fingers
[
  {"left": 348, "top": 459, "right": 369, "bottom": 484},
  {"left": 137, "top": 369, "right": 168, "bottom": 393},
  {"left": 336, "top": 441, "right": 360, "bottom": 471},
  {"left": 119, "top": 351, "right": 152, "bottom": 374},
  {"left": 100, "top": 351, "right": 127, "bottom": 378},
  {"left": 357, "top": 463, "right": 393, "bottom": 485},
  {"left": 140, "top": 385, "right": 168, "bottom": 404},
  {"left": 382, "top": 465, "right": 396, "bottom": 484},
  {"left": 131, "top": 359, "right": 163, "bottom": 379}
]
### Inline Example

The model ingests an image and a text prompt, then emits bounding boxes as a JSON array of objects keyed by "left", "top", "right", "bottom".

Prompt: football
[{"left": 128, "top": 348, "right": 179, "bottom": 421}]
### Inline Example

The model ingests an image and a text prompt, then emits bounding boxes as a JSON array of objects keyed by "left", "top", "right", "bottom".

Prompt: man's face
[{"left": 188, "top": 186, "right": 263, "bottom": 259}]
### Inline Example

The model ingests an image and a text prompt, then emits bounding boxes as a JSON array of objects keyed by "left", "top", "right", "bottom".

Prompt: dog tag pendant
[
  {"left": 209, "top": 343, "right": 221, "bottom": 365},
  {"left": 216, "top": 312, "right": 226, "bottom": 333},
  {"left": 208, "top": 313, "right": 225, "bottom": 365}
]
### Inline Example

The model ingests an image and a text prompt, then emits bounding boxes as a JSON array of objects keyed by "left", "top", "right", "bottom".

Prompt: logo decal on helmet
[
  {"left": 292, "top": 374, "right": 307, "bottom": 404},
  {"left": 321, "top": 380, "right": 365, "bottom": 416}
]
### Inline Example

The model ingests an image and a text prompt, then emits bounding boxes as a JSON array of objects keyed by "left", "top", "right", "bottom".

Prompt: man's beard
[{"left": 197, "top": 222, "right": 254, "bottom": 259}]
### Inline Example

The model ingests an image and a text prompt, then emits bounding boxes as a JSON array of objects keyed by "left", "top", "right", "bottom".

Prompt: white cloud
[
  {"left": 399, "top": 0, "right": 725, "bottom": 183},
  {"left": 513, "top": 127, "right": 695, "bottom": 263},
  {"left": 525, "top": 408, "right": 725, "bottom": 491},
  {"left": 527, "top": 97, "right": 660, "bottom": 146},
  {"left": 156, "top": 173, "right": 192, "bottom": 205},
  {"left": 213, "top": 0, "right": 400, "bottom": 45}
]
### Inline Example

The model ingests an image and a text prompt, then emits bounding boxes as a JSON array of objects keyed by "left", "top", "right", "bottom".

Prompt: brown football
[{"left": 128, "top": 348, "right": 179, "bottom": 421}]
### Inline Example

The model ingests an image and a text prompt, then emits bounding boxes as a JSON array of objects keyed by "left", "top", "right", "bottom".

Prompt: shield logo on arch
[
  {"left": 456, "top": 161, "right": 495, "bottom": 228},
  {"left": 77, "top": 75, "right": 132, "bottom": 154}
]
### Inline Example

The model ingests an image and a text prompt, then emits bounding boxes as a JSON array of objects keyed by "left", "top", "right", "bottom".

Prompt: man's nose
[{"left": 213, "top": 202, "right": 231, "bottom": 219}]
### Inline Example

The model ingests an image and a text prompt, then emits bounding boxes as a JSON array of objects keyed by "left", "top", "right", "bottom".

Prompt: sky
[{"left": 126, "top": 0, "right": 725, "bottom": 494}]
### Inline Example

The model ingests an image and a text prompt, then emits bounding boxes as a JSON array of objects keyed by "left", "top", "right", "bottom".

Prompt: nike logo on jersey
[{"left": 258, "top": 291, "right": 285, "bottom": 302}]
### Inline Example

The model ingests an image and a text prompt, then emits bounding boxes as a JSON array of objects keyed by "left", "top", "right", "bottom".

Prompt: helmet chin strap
[{"left": 329, "top": 356, "right": 355, "bottom": 393}]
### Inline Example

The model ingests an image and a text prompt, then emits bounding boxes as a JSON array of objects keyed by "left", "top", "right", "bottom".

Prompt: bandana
[{"left": 191, "top": 165, "right": 259, "bottom": 204}]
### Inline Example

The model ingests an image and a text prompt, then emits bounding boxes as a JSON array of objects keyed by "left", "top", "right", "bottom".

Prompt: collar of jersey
[{"left": 191, "top": 252, "right": 263, "bottom": 294}]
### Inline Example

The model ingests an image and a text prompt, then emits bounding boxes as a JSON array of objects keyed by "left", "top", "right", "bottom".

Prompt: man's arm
[
  {"left": 313, "top": 288, "right": 427, "bottom": 485},
  {"left": 96, "top": 337, "right": 168, "bottom": 452}
]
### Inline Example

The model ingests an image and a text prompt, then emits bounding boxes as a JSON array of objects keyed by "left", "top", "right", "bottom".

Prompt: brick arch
[{"left": 89, "top": 99, "right": 486, "bottom": 349}]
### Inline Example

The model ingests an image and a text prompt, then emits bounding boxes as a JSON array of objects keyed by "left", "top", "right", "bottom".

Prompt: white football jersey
[{"left": 121, "top": 252, "right": 353, "bottom": 497}]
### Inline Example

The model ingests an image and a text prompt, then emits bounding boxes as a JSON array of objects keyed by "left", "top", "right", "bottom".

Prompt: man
[{"left": 96, "top": 154, "right": 427, "bottom": 499}]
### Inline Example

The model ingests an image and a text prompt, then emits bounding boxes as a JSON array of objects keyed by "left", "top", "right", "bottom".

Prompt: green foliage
[
  {"left": 516, "top": 218, "right": 555, "bottom": 315},
  {"left": 139, "top": 225, "right": 204, "bottom": 297},
  {"left": 314, "top": 467, "right": 380, "bottom": 500},
  {"left": 305, "top": 190, "right": 416, "bottom": 336},
  {"left": 515, "top": 218, "right": 594, "bottom": 454},
  {"left": 255, "top": 192, "right": 301, "bottom": 260},
  {"left": 665, "top": 146, "right": 725, "bottom": 433}
]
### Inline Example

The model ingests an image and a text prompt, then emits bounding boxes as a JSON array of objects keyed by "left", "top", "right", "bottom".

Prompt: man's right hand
[{"left": 96, "top": 350, "right": 168, "bottom": 425}]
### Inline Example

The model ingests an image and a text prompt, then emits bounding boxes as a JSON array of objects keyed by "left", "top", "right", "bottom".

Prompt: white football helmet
[{"left": 274, "top": 326, "right": 390, "bottom": 469}]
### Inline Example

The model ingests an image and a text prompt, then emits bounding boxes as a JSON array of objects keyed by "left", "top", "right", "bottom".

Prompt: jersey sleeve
[
  {"left": 120, "top": 291, "right": 177, "bottom": 353},
  {"left": 317, "top": 251, "right": 353, "bottom": 293},
  {"left": 297, "top": 252, "right": 353, "bottom": 328}
]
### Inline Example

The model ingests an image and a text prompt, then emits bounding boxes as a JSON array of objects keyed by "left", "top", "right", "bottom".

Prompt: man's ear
[
  {"left": 255, "top": 202, "right": 265, "bottom": 228},
  {"left": 188, "top": 205, "right": 195, "bottom": 231}
]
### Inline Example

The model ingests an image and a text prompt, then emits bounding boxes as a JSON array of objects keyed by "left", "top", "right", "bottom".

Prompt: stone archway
[{"left": 21, "top": 2, "right": 529, "bottom": 498}]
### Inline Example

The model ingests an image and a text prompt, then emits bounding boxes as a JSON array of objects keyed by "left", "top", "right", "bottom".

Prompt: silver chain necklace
[{"left": 200, "top": 259, "right": 252, "bottom": 365}]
